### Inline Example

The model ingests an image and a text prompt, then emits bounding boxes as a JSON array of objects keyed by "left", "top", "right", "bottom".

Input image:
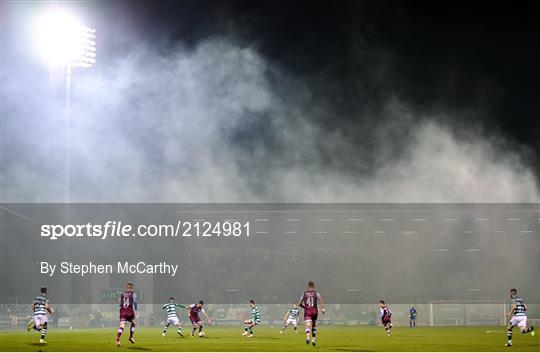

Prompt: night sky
[
  {"left": 2, "top": 0, "right": 540, "bottom": 201},
  {"left": 90, "top": 0, "right": 540, "bottom": 172}
]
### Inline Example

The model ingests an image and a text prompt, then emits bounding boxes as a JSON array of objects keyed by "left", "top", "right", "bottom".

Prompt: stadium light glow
[
  {"left": 31, "top": 9, "right": 97, "bottom": 203},
  {"left": 33, "top": 9, "right": 96, "bottom": 68}
]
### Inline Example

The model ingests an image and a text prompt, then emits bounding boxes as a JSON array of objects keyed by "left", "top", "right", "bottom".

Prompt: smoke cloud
[
  {"left": 1, "top": 6, "right": 538, "bottom": 308},
  {"left": 1, "top": 27, "right": 539, "bottom": 203}
]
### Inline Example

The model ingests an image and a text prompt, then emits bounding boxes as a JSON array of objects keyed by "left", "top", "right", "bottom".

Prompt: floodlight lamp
[{"left": 33, "top": 9, "right": 96, "bottom": 68}]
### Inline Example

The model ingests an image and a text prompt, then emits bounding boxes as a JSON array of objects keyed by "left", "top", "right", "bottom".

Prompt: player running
[
  {"left": 116, "top": 282, "right": 138, "bottom": 347},
  {"left": 27, "top": 287, "right": 53, "bottom": 344},
  {"left": 242, "top": 300, "right": 261, "bottom": 337},
  {"left": 298, "top": 281, "right": 326, "bottom": 346},
  {"left": 505, "top": 288, "right": 535, "bottom": 347},
  {"left": 409, "top": 306, "right": 417, "bottom": 327},
  {"left": 162, "top": 297, "right": 186, "bottom": 337},
  {"left": 379, "top": 300, "right": 392, "bottom": 336},
  {"left": 187, "top": 300, "right": 211, "bottom": 337},
  {"left": 280, "top": 303, "right": 300, "bottom": 334}
]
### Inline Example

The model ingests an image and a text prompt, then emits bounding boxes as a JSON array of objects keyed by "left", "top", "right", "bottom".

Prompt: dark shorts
[
  {"left": 190, "top": 315, "right": 201, "bottom": 324},
  {"left": 304, "top": 308, "right": 318, "bottom": 322},
  {"left": 382, "top": 318, "right": 392, "bottom": 326},
  {"left": 119, "top": 309, "right": 135, "bottom": 323}
]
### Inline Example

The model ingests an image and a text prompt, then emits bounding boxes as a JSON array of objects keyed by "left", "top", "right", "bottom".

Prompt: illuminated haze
[{"left": 1, "top": 5, "right": 539, "bottom": 203}]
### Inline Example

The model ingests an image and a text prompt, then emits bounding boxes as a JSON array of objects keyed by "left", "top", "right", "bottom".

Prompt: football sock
[
  {"left": 507, "top": 328, "right": 513, "bottom": 342},
  {"left": 163, "top": 323, "right": 170, "bottom": 333},
  {"left": 312, "top": 328, "right": 317, "bottom": 341},
  {"left": 129, "top": 323, "right": 135, "bottom": 338},
  {"left": 523, "top": 327, "right": 533, "bottom": 334},
  {"left": 306, "top": 328, "right": 310, "bottom": 340},
  {"left": 117, "top": 327, "right": 124, "bottom": 340},
  {"left": 40, "top": 322, "right": 47, "bottom": 340},
  {"left": 199, "top": 325, "right": 203, "bottom": 332}
]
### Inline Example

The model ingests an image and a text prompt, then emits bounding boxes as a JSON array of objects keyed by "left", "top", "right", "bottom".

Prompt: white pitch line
[
  {"left": 403, "top": 231, "right": 416, "bottom": 234},
  {"left": 506, "top": 218, "right": 520, "bottom": 221},
  {"left": 255, "top": 231, "right": 268, "bottom": 234},
  {"left": 412, "top": 218, "right": 427, "bottom": 221},
  {"left": 255, "top": 218, "right": 268, "bottom": 222},
  {"left": 466, "top": 249, "right": 479, "bottom": 252},
  {"left": 460, "top": 230, "right": 475, "bottom": 234},
  {"left": 373, "top": 230, "right": 387, "bottom": 234},
  {"left": 285, "top": 231, "right": 298, "bottom": 234},
  {"left": 380, "top": 218, "right": 394, "bottom": 221},
  {"left": 225, "top": 289, "right": 239, "bottom": 292},
  {"left": 444, "top": 218, "right": 458, "bottom": 221},
  {"left": 345, "top": 289, "right": 360, "bottom": 292},
  {"left": 435, "top": 248, "right": 449, "bottom": 252},
  {"left": 315, "top": 231, "right": 327, "bottom": 234},
  {"left": 286, "top": 218, "right": 301, "bottom": 222},
  {"left": 318, "top": 218, "right": 332, "bottom": 221},
  {"left": 349, "top": 218, "right": 363, "bottom": 221},
  {"left": 344, "top": 231, "right": 357, "bottom": 234},
  {"left": 474, "top": 218, "right": 489, "bottom": 221},
  {"left": 521, "top": 230, "right": 533, "bottom": 234},
  {"left": 492, "top": 230, "right": 504, "bottom": 233},
  {"left": 467, "top": 288, "right": 480, "bottom": 291}
]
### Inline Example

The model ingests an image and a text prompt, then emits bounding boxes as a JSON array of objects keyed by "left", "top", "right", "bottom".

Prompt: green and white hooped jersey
[
  {"left": 287, "top": 308, "right": 300, "bottom": 320},
  {"left": 512, "top": 296, "right": 527, "bottom": 317},
  {"left": 252, "top": 306, "right": 261, "bottom": 322},
  {"left": 33, "top": 295, "right": 49, "bottom": 316},
  {"left": 163, "top": 303, "right": 178, "bottom": 319}
]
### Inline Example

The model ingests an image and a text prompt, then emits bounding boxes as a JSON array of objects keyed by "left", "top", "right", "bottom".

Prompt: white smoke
[{"left": 2, "top": 37, "right": 539, "bottom": 202}]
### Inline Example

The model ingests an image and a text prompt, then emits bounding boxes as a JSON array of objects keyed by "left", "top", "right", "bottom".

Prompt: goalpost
[{"left": 429, "top": 300, "right": 507, "bottom": 326}]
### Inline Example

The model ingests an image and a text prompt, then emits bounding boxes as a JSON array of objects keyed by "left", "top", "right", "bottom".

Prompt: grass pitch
[{"left": 1, "top": 326, "right": 538, "bottom": 351}]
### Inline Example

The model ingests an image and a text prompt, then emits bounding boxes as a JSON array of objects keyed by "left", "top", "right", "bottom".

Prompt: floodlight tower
[{"left": 34, "top": 9, "right": 96, "bottom": 202}]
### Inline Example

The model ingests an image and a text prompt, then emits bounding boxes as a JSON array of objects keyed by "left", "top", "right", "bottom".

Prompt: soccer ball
[{"left": 198, "top": 331, "right": 205, "bottom": 337}]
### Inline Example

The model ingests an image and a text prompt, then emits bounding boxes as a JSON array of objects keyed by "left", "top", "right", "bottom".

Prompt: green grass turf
[{"left": 1, "top": 326, "right": 538, "bottom": 352}]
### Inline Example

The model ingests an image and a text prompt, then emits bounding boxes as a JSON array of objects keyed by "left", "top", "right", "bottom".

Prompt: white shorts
[
  {"left": 167, "top": 317, "right": 180, "bottom": 326},
  {"left": 34, "top": 314, "right": 48, "bottom": 327},
  {"left": 286, "top": 318, "right": 297, "bottom": 326},
  {"left": 509, "top": 316, "right": 527, "bottom": 328}
]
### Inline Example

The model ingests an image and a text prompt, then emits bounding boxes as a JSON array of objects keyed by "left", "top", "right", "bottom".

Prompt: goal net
[{"left": 429, "top": 300, "right": 508, "bottom": 326}]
